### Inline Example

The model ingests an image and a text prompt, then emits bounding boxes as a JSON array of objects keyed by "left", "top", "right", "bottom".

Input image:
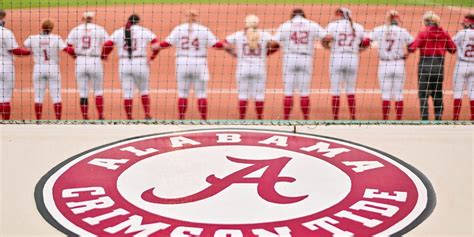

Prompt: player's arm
[
  {"left": 149, "top": 33, "right": 160, "bottom": 61},
  {"left": 223, "top": 34, "right": 237, "bottom": 57},
  {"left": 9, "top": 34, "right": 30, "bottom": 56},
  {"left": 407, "top": 31, "right": 425, "bottom": 53},
  {"left": 60, "top": 38, "right": 76, "bottom": 58},
  {"left": 444, "top": 31, "right": 457, "bottom": 54},
  {"left": 359, "top": 28, "right": 371, "bottom": 51},
  {"left": 266, "top": 41, "right": 280, "bottom": 56},
  {"left": 101, "top": 40, "right": 115, "bottom": 60}
]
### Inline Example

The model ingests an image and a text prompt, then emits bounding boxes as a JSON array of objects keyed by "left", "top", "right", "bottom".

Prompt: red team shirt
[{"left": 408, "top": 25, "right": 456, "bottom": 56}]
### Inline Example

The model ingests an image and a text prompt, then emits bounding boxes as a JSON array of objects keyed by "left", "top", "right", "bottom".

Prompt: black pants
[{"left": 418, "top": 56, "right": 445, "bottom": 120}]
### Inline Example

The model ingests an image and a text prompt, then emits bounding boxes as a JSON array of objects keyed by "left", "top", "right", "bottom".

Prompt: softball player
[
  {"left": 323, "top": 7, "right": 369, "bottom": 120},
  {"left": 159, "top": 10, "right": 223, "bottom": 120},
  {"left": 224, "top": 14, "right": 278, "bottom": 120},
  {"left": 370, "top": 10, "right": 414, "bottom": 120},
  {"left": 103, "top": 14, "right": 159, "bottom": 120},
  {"left": 273, "top": 8, "right": 328, "bottom": 120},
  {"left": 0, "top": 9, "right": 30, "bottom": 120},
  {"left": 67, "top": 11, "right": 110, "bottom": 120},
  {"left": 24, "top": 19, "right": 75, "bottom": 120},
  {"left": 452, "top": 14, "right": 474, "bottom": 121}
]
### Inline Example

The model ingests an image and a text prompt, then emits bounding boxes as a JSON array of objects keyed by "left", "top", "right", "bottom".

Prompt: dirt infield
[{"left": 5, "top": 4, "right": 471, "bottom": 120}]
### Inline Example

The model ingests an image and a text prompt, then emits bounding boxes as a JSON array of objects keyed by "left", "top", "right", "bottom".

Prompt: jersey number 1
[{"left": 43, "top": 49, "right": 50, "bottom": 61}]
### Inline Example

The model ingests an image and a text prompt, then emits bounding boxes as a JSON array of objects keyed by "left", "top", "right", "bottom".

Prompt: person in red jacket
[{"left": 408, "top": 11, "right": 456, "bottom": 120}]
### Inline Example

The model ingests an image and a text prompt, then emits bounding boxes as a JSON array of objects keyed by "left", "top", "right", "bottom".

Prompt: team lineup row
[{"left": 0, "top": 8, "right": 473, "bottom": 121}]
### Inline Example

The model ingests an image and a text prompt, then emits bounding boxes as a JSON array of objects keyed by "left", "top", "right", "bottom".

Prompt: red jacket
[{"left": 408, "top": 25, "right": 456, "bottom": 56}]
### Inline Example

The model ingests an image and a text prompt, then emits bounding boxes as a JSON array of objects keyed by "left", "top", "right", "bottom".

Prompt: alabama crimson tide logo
[{"left": 35, "top": 129, "right": 435, "bottom": 236}]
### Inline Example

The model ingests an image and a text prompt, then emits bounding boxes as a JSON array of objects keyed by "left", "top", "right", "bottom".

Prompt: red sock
[
  {"left": 80, "top": 101, "right": 88, "bottom": 120},
  {"left": 347, "top": 94, "right": 356, "bottom": 120},
  {"left": 54, "top": 103, "right": 62, "bottom": 120},
  {"left": 283, "top": 96, "right": 293, "bottom": 120},
  {"left": 470, "top": 100, "right": 474, "bottom": 121},
  {"left": 239, "top": 100, "right": 248, "bottom": 120},
  {"left": 34, "top": 103, "right": 43, "bottom": 120},
  {"left": 197, "top": 98, "right": 208, "bottom": 120},
  {"left": 332, "top": 96, "right": 340, "bottom": 120},
  {"left": 141, "top": 95, "right": 151, "bottom": 119},
  {"left": 453, "top": 99, "right": 462, "bottom": 121},
  {"left": 300, "top": 96, "right": 310, "bottom": 120},
  {"left": 96, "top": 96, "right": 104, "bottom": 120},
  {"left": 382, "top": 100, "right": 390, "bottom": 120},
  {"left": 0, "top": 103, "right": 4, "bottom": 120},
  {"left": 178, "top": 98, "right": 187, "bottom": 120},
  {"left": 395, "top": 101, "right": 404, "bottom": 120},
  {"left": 255, "top": 101, "right": 264, "bottom": 120},
  {"left": 124, "top": 99, "right": 133, "bottom": 120},
  {"left": 2, "top": 102, "right": 12, "bottom": 120}
]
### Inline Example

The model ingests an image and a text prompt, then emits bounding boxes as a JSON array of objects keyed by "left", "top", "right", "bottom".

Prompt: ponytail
[
  {"left": 125, "top": 14, "right": 140, "bottom": 59},
  {"left": 246, "top": 27, "right": 260, "bottom": 50}
]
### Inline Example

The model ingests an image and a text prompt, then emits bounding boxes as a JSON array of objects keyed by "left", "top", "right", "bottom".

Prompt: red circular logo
[{"left": 35, "top": 129, "right": 435, "bottom": 236}]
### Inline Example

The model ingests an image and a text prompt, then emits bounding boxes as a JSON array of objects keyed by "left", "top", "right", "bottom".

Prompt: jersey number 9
[{"left": 82, "top": 36, "right": 91, "bottom": 49}]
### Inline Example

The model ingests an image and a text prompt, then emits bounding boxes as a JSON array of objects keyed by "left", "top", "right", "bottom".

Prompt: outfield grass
[{"left": 1, "top": 0, "right": 472, "bottom": 9}]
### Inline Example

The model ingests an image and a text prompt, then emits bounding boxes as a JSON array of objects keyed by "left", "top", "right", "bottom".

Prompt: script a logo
[{"left": 141, "top": 156, "right": 308, "bottom": 205}]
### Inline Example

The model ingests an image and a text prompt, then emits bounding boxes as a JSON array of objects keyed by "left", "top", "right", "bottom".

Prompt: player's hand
[{"left": 101, "top": 55, "right": 108, "bottom": 61}]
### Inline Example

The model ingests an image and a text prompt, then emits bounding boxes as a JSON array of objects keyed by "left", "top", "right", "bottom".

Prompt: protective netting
[{"left": 0, "top": 1, "right": 473, "bottom": 124}]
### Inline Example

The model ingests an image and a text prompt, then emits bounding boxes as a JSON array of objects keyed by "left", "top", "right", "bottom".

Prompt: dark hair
[
  {"left": 125, "top": 14, "right": 140, "bottom": 59},
  {"left": 0, "top": 9, "right": 5, "bottom": 20},
  {"left": 291, "top": 8, "right": 306, "bottom": 19},
  {"left": 465, "top": 14, "right": 474, "bottom": 29}
]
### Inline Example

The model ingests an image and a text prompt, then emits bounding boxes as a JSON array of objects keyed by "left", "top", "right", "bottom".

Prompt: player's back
[
  {"left": 111, "top": 25, "right": 155, "bottom": 58},
  {"left": 68, "top": 23, "right": 109, "bottom": 56},
  {"left": 0, "top": 26, "right": 17, "bottom": 61},
  {"left": 24, "top": 34, "right": 66, "bottom": 64},
  {"left": 276, "top": 16, "right": 326, "bottom": 55},
  {"left": 228, "top": 30, "right": 272, "bottom": 65},
  {"left": 372, "top": 25, "right": 413, "bottom": 60},
  {"left": 167, "top": 23, "right": 217, "bottom": 57},
  {"left": 327, "top": 19, "right": 365, "bottom": 54},
  {"left": 454, "top": 29, "right": 474, "bottom": 62}
]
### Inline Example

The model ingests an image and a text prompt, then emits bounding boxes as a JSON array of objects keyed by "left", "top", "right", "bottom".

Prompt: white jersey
[
  {"left": 326, "top": 19, "right": 365, "bottom": 54},
  {"left": 24, "top": 34, "right": 67, "bottom": 64},
  {"left": 453, "top": 29, "right": 474, "bottom": 62},
  {"left": 0, "top": 26, "right": 19, "bottom": 61},
  {"left": 67, "top": 23, "right": 110, "bottom": 56},
  {"left": 273, "top": 15, "right": 327, "bottom": 55},
  {"left": 110, "top": 25, "right": 156, "bottom": 58},
  {"left": 165, "top": 23, "right": 218, "bottom": 57},
  {"left": 226, "top": 30, "right": 273, "bottom": 66},
  {"left": 370, "top": 25, "right": 414, "bottom": 60}
]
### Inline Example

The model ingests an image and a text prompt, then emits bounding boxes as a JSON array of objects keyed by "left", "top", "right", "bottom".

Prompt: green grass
[{"left": 1, "top": 0, "right": 472, "bottom": 9}]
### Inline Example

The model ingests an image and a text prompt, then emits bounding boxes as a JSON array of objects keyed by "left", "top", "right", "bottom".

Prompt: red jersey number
[
  {"left": 243, "top": 43, "right": 262, "bottom": 56},
  {"left": 337, "top": 33, "right": 355, "bottom": 47},
  {"left": 82, "top": 36, "right": 91, "bottom": 49},
  {"left": 43, "top": 50, "right": 50, "bottom": 61},
  {"left": 464, "top": 44, "right": 474, "bottom": 58},
  {"left": 385, "top": 39, "right": 395, "bottom": 52},
  {"left": 290, "top": 31, "right": 309, "bottom": 45},
  {"left": 181, "top": 37, "right": 200, "bottom": 50}
]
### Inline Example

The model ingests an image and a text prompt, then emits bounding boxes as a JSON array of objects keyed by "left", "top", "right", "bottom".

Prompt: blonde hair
[
  {"left": 245, "top": 14, "right": 260, "bottom": 50},
  {"left": 423, "top": 11, "right": 440, "bottom": 26},
  {"left": 41, "top": 19, "right": 54, "bottom": 34}
]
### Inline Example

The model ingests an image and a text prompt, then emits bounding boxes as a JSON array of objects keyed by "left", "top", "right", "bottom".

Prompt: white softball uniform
[
  {"left": 453, "top": 29, "right": 474, "bottom": 100},
  {"left": 0, "top": 26, "right": 19, "bottom": 103},
  {"left": 370, "top": 25, "right": 414, "bottom": 101},
  {"left": 24, "top": 34, "right": 67, "bottom": 104},
  {"left": 67, "top": 23, "right": 110, "bottom": 97},
  {"left": 110, "top": 25, "right": 156, "bottom": 99},
  {"left": 226, "top": 30, "right": 272, "bottom": 101},
  {"left": 326, "top": 19, "right": 365, "bottom": 95},
  {"left": 273, "top": 15, "right": 328, "bottom": 96},
  {"left": 165, "top": 23, "right": 218, "bottom": 99}
]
